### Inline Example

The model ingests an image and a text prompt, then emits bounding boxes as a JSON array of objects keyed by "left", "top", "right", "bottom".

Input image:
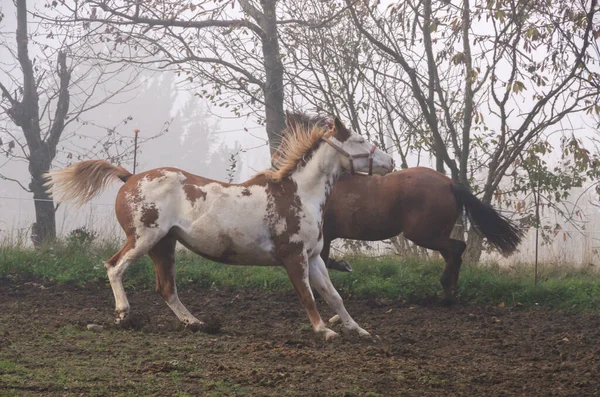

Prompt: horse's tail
[
  {"left": 451, "top": 183, "right": 523, "bottom": 256},
  {"left": 44, "top": 160, "right": 133, "bottom": 207}
]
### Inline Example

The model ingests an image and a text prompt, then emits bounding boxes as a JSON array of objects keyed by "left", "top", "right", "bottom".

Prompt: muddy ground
[{"left": 1, "top": 279, "right": 599, "bottom": 396}]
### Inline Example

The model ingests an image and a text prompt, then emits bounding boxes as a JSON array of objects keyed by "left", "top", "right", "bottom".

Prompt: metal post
[{"left": 133, "top": 129, "right": 139, "bottom": 174}]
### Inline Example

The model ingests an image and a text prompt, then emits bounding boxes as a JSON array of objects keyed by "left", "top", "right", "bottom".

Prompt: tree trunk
[
  {"left": 462, "top": 186, "right": 493, "bottom": 263},
  {"left": 29, "top": 145, "right": 56, "bottom": 247},
  {"left": 260, "top": 0, "right": 286, "bottom": 155},
  {"left": 463, "top": 227, "right": 484, "bottom": 264},
  {"left": 30, "top": 179, "right": 56, "bottom": 247}
]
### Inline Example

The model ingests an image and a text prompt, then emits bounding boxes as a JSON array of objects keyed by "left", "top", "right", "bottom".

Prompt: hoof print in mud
[
  {"left": 185, "top": 322, "right": 204, "bottom": 333},
  {"left": 441, "top": 297, "right": 458, "bottom": 307},
  {"left": 197, "top": 316, "right": 222, "bottom": 335},
  {"left": 115, "top": 313, "right": 147, "bottom": 331}
]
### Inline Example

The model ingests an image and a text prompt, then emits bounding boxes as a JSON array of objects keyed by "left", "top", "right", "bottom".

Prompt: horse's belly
[
  {"left": 174, "top": 224, "right": 279, "bottom": 267},
  {"left": 337, "top": 223, "right": 403, "bottom": 242}
]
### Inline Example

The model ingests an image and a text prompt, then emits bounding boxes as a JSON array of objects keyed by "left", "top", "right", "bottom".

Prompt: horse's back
[
  {"left": 113, "top": 167, "right": 276, "bottom": 265},
  {"left": 324, "top": 167, "right": 459, "bottom": 241}
]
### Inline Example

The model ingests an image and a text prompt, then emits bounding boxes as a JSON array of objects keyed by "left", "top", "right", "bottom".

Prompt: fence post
[{"left": 133, "top": 129, "right": 139, "bottom": 174}]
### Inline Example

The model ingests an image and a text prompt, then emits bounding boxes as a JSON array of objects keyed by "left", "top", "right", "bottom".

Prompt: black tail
[{"left": 451, "top": 184, "right": 523, "bottom": 256}]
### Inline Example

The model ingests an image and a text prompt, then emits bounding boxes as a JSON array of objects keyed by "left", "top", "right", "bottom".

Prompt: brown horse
[
  {"left": 281, "top": 112, "right": 523, "bottom": 301},
  {"left": 45, "top": 114, "right": 394, "bottom": 340}
]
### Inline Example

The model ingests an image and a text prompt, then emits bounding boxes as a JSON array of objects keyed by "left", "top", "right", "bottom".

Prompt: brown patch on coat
[
  {"left": 105, "top": 236, "right": 136, "bottom": 268},
  {"left": 183, "top": 184, "right": 207, "bottom": 204},
  {"left": 241, "top": 188, "right": 251, "bottom": 196},
  {"left": 174, "top": 172, "right": 208, "bottom": 204},
  {"left": 242, "top": 173, "right": 268, "bottom": 188},
  {"left": 264, "top": 178, "right": 304, "bottom": 260},
  {"left": 113, "top": 169, "right": 168, "bottom": 234},
  {"left": 140, "top": 204, "right": 159, "bottom": 228}
]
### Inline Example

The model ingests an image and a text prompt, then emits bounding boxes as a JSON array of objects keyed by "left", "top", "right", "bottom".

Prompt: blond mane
[{"left": 257, "top": 121, "right": 334, "bottom": 182}]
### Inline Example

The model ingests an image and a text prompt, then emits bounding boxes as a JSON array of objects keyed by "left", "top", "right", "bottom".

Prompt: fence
[{"left": 2, "top": 195, "right": 600, "bottom": 269}]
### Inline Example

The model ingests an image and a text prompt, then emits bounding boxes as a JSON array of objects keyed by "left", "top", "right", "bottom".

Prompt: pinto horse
[
  {"left": 281, "top": 112, "right": 523, "bottom": 301},
  {"left": 44, "top": 114, "right": 394, "bottom": 340}
]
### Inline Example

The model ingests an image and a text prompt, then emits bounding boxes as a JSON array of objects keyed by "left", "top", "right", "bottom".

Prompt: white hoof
[
  {"left": 185, "top": 321, "right": 205, "bottom": 332},
  {"left": 323, "top": 328, "right": 339, "bottom": 341},
  {"left": 114, "top": 310, "right": 129, "bottom": 324},
  {"left": 357, "top": 327, "right": 372, "bottom": 338}
]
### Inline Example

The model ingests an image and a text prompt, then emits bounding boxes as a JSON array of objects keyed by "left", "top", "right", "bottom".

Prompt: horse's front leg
[
  {"left": 308, "top": 255, "right": 371, "bottom": 338},
  {"left": 283, "top": 252, "right": 338, "bottom": 341}
]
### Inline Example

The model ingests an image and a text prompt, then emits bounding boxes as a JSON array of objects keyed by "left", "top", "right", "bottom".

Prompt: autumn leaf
[{"left": 512, "top": 81, "right": 526, "bottom": 93}]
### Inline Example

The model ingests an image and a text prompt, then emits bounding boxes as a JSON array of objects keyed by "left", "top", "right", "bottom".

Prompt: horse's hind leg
[
  {"left": 105, "top": 236, "right": 149, "bottom": 324},
  {"left": 322, "top": 237, "right": 352, "bottom": 273},
  {"left": 308, "top": 255, "right": 370, "bottom": 338},
  {"left": 439, "top": 239, "right": 466, "bottom": 302},
  {"left": 105, "top": 230, "right": 167, "bottom": 324},
  {"left": 148, "top": 234, "right": 203, "bottom": 329}
]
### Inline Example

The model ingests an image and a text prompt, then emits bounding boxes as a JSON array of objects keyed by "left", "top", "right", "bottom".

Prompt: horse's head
[
  {"left": 280, "top": 111, "right": 394, "bottom": 176},
  {"left": 323, "top": 117, "right": 394, "bottom": 176}
]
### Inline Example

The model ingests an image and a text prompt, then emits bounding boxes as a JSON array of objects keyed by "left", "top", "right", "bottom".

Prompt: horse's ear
[
  {"left": 333, "top": 117, "right": 351, "bottom": 142},
  {"left": 285, "top": 110, "right": 296, "bottom": 129}
]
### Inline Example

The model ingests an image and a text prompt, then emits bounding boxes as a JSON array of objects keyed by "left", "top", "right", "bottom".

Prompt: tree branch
[
  {"left": 82, "top": 1, "right": 266, "bottom": 39},
  {"left": 14, "top": 0, "right": 42, "bottom": 150},
  {"left": 0, "top": 173, "right": 31, "bottom": 192},
  {"left": 46, "top": 51, "right": 71, "bottom": 155},
  {"left": 0, "top": 81, "right": 16, "bottom": 106}
]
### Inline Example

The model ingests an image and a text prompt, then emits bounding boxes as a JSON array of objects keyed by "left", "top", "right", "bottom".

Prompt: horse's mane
[
  {"left": 284, "top": 112, "right": 332, "bottom": 132},
  {"left": 258, "top": 112, "right": 334, "bottom": 182}
]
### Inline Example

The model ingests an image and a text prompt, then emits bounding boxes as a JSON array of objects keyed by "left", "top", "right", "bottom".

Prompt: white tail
[{"left": 43, "top": 160, "right": 132, "bottom": 207}]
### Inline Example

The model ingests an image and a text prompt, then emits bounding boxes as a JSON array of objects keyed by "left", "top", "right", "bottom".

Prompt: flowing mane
[{"left": 258, "top": 112, "right": 334, "bottom": 182}]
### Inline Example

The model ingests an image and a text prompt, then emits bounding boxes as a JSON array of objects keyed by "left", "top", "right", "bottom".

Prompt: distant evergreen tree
[
  {"left": 76, "top": 70, "right": 243, "bottom": 181},
  {"left": 172, "top": 96, "right": 243, "bottom": 182}
]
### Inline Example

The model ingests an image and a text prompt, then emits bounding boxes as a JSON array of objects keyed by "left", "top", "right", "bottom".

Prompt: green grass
[{"left": 0, "top": 242, "right": 599, "bottom": 310}]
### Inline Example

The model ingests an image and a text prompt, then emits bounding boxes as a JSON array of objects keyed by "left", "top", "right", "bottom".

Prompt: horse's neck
[{"left": 291, "top": 145, "right": 341, "bottom": 208}]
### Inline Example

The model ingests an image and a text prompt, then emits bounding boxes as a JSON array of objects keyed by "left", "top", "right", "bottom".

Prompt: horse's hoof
[
  {"left": 186, "top": 321, "right": 206, "bottom": 333},
  {"left": 357, "top": 328, "right": 372, "bottom": 339},
  {"left": 323, "top": 328, "right": 339, "bottom": 341},
  {"left": 114, "top": 313, "right": 133, "bottom": 329},
  {"left": 339, "top": 260, "right": 353, "bottom": 272},
  {"left": 328, "top": 314, "right": 341, "bottom": 325},
  {"left": 114, "top": 311, "right": 128, "bottom": 323},
  {"left": 328, "top": 260, "right": 353, "bottom": 272}
]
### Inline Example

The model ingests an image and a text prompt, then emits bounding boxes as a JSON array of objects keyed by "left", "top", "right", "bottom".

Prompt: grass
[{"left": 0, "top": 241, "right": 599, "bottom": 311}]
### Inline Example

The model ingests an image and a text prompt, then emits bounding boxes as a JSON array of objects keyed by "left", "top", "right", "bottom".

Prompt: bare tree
[
  {"left": 38, "top": 0, "right": 600, "bottom": 262},
  {"left": 45, "top": 0, "right": 290, "bottom": 154},
  {"left": 282, "top": 0, "right": 424, "bottom": 168},
  {"left": 0, "top": 0, "right": 142, "bottom": 246},
  {"left": 345, "top": 0, "right": 600, "bottom": 261}
]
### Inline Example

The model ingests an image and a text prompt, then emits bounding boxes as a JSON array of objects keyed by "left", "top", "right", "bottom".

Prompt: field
[{"left": 1, "top": 245, "right": 600, "bottom": 396}]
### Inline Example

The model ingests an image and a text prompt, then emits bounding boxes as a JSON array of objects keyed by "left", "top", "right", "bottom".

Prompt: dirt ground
[{"left": 1, "top": 279, "right": 599, "bottom": 396}]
